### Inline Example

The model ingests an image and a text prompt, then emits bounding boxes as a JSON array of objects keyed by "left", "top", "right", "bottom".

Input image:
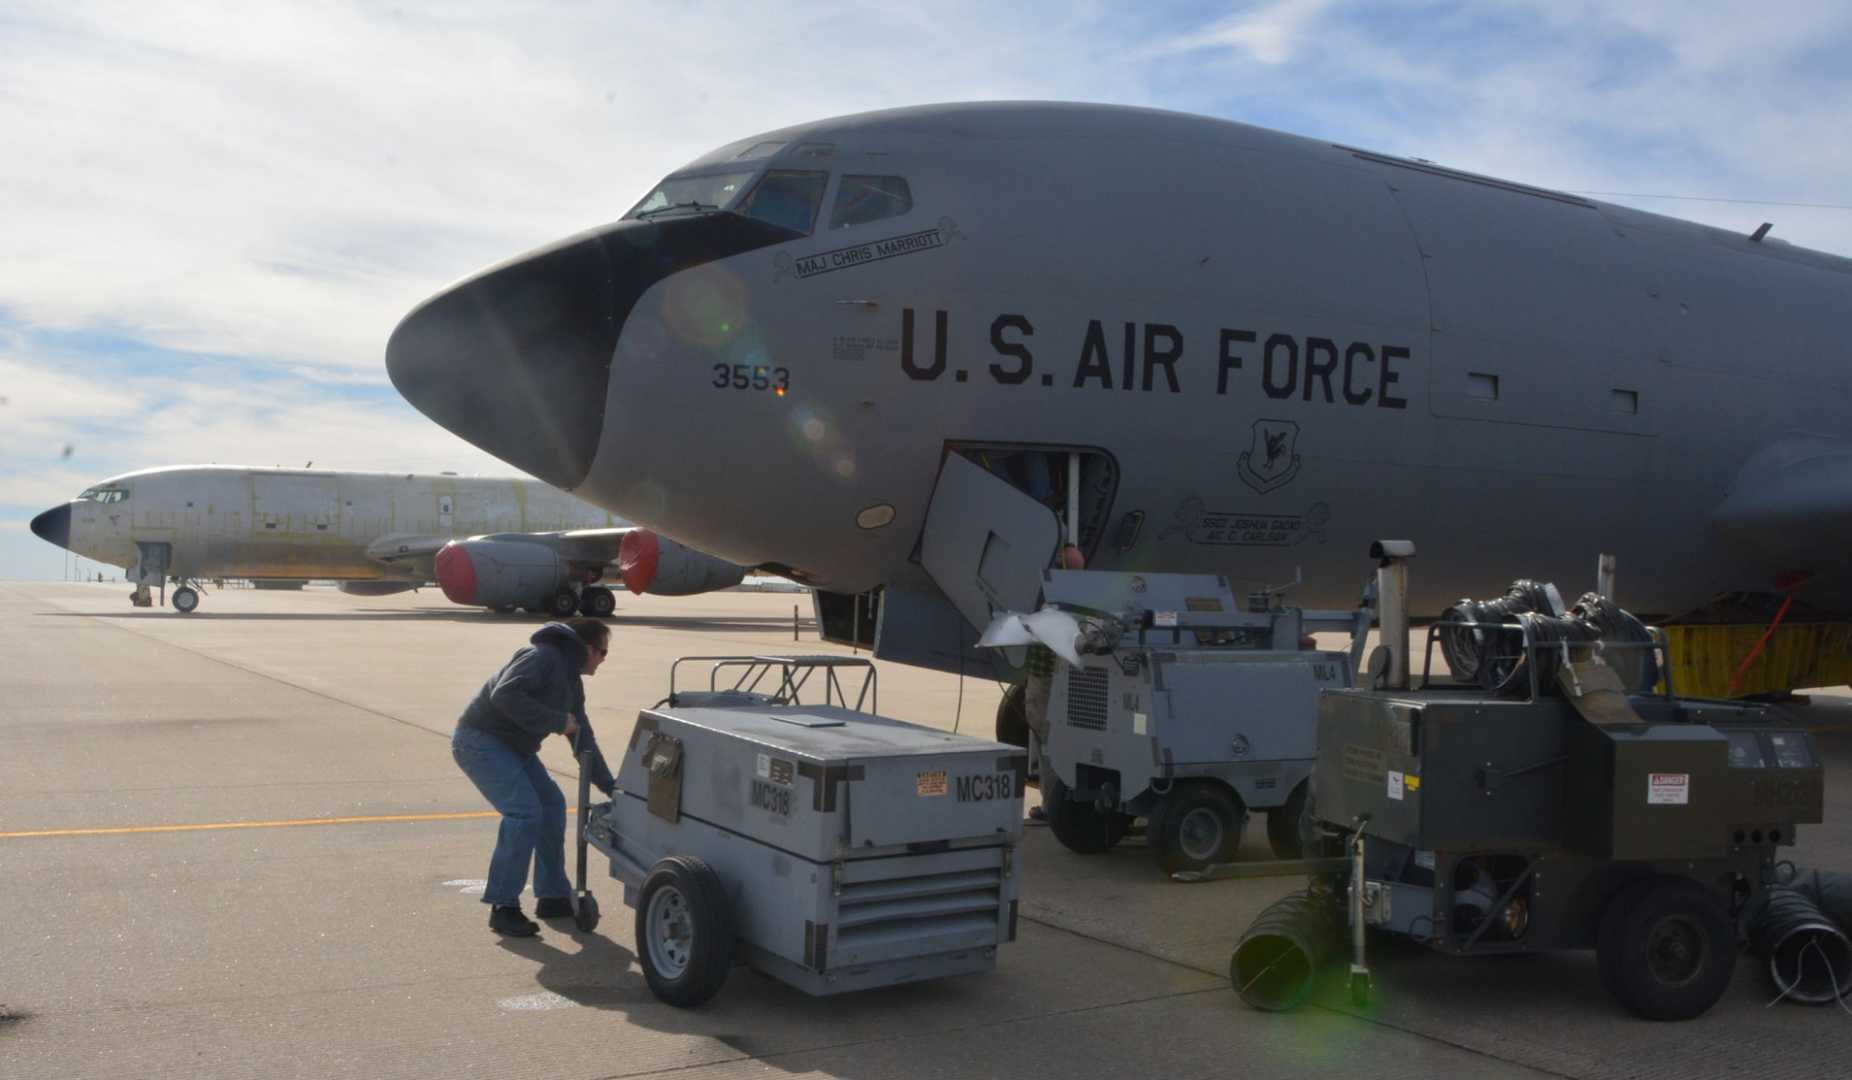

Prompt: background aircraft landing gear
[
  {"left": 130, "top": 585, "right": 153, "bottom": 608},
  {"left": 172, "top": 586, "right": 200, "bottom": 614},
  {"left": 546, "top": 588, "right": 580, "bottom": 619},
  {"left": 579, "top": 586, "right": 616, "bottom": 618}
]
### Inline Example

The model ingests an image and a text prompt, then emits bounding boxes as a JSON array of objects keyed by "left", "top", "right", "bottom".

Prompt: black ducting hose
[
  {"left": 1567, "top": 592, "right": 1659, "bottom": 691},
  {"left": 1438, "top": 582, "right": 1656, "bottom": 695},
  {"left": 1438, "top": 580, "right": 1557, "bottom": 690},
  {"left": 1230, "top": 885, "right": 1344, "bottom": 1012},
  {"left": 1749, "top": 885, "right": 1852, "bottom": 1005},
  {"left": 1786, "top": 868, "right": 1852, "bottom": 929}
]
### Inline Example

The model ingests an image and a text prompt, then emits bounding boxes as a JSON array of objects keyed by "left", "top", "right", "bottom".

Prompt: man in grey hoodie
[{"left": 452, "top": 617, "right": 617, "bottom": 936}]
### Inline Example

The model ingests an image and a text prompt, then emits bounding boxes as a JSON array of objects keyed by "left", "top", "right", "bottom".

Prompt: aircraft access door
[
  {"left": 917, "top": 452, "right": 1062, "bottom": 656},
  {"left": 130, "top": 541, "right": 171, "bottom": 588}
]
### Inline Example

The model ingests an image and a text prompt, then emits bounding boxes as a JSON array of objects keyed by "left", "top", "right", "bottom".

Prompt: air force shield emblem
[{"left": 1237, "top": 419, "right": 1302, "bottom": 494}]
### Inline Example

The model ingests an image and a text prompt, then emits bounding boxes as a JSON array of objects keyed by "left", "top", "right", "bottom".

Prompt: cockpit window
[
  {"left": 830, "top": 175, "right": 913, "bottom": 229},
  {"left": 737, "top": 170, "right": 829, "bottom": 235},
  {"left": 733, "top": 140, "right": 786, "bottom": 160},
  {"left": 78, "top": 487, "right": 128, "bottom": 503},
  {"left": 626, "top": 170, "right": 754, "bottom": 219}
]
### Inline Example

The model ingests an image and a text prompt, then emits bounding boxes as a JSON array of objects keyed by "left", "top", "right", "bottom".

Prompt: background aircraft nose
[
  {"left": 386, "top": 230, "right": 622, "bottom": 492},
  {"left": 29, "top": 503, "right": 71, "bottom": 550}
]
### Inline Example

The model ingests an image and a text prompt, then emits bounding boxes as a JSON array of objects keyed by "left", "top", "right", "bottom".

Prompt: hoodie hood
[{"left": 531, "top": 622, "right": 590, "bottom": 672}]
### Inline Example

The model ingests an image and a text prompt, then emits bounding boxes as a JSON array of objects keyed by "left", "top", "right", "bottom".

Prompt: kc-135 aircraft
[
  {"left": 28, "top": 465, "right": 743, "bottom": 614},
  {"left": 385, "top": 102, "right": 1852, "bottom": 708}
]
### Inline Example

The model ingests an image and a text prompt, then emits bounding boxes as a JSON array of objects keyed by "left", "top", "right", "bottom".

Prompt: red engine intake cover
[
  {"left": 617, "top": 530, "right": 659, "bottom": 595},
  {"left": 434, "top": 541, "right": 477, "bottom": 604}
]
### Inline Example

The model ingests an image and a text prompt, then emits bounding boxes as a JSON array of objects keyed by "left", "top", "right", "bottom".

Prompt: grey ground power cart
[
  {"left": 573, "top": 656, "right": 1027, "bottom": 1006},
  {"left": 997, "top": 569, "right": 1369, "bottom": 873},
  {"left": 1234, "top": 572, "right": 1828, "bottom": 1021}
]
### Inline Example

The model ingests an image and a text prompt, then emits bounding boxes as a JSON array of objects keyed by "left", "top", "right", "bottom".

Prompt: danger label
[
  {"left": 1343, "top": 744, "right": 1387, "bottom": 786},
  {"left": 916, "top": 770, "right": 948, "bottom": 797},
  {"left": 1648, "top": 773, "right": 1690, "bottom": 805}
]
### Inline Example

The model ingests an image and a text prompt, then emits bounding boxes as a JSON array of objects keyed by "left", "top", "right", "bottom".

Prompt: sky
[{"left": 5, "top": 0, "right": 1851, "bottom": 579}]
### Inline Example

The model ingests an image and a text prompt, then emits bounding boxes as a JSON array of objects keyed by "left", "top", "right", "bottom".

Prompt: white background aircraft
[{"left": 28, "top": 464, "right": 744, "bottom": 614}]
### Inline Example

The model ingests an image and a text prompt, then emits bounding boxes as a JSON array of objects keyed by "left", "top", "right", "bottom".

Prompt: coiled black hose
[
  {"left": 1750, "top": 886, "right": 1852, "bottom": 1005},
  {"left": 1438, "top": 582, "right": 1655, "bottom": 695},
  {"left": 1439, "top": 580, "right": 1558, "bottom": 690},
  {"left": 1567, "top": 592, "right": 1658, "bottom": 690},
  {"left": 1230, "top": 886, "right": 1344, "bottom": 1011}
]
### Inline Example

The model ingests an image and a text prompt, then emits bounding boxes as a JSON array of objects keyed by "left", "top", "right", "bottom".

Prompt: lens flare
[
  {"left": 661, "top": 266, "right": 749, "bottom": 347},
  {"left": 784, "top": 403, "right": 859, "bottom": 485}
]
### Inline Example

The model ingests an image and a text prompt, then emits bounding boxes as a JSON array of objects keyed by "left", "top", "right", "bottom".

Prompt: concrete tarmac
[{"left": 3, "top": 581, "right": 1850, "bottom": 1080}]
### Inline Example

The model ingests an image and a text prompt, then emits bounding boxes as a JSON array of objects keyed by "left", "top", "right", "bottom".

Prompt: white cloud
[
  {"left": 1148, "top": 0, "right": 1335, "bottom": 65},
  {"left": 0, "top": 1, "right": 1154, "bottom": 371}
]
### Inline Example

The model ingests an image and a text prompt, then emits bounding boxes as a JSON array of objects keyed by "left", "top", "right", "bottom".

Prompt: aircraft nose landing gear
[{"left": 172, "top": 585, "right": 200, "bottom": 614}]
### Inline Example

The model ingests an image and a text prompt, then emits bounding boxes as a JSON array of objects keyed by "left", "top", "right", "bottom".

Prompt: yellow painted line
[{"left": 0, "top": 807, "right": 578, "bottom": 840}]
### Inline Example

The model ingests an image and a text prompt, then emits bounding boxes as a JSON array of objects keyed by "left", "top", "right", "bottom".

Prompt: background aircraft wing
[
  {"left": 553, "top": 527, "right": 631, "bottom": 564},
  {"left": 555, "top": 527, "right": 747, "bottom": 595},
  {"left": 363, "top": 533, "right": 452, "bottom": 572}
]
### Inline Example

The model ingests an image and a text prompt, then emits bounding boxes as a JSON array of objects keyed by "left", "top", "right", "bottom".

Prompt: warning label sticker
[
  {"left": 916, "top": 770, "right": 948, "bottom": 797},
  {"left": 1387, "top": 770, "right": 1405, "bottom": 801},
  {"left": 1648, "top": 773, "right": 1690, "bottom": 805},
  {"left": 1343, "top": 745, "right": 1387, "bottom": 786}
]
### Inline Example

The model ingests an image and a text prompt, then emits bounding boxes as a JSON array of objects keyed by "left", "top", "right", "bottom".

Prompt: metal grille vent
[
  {"left": 1066, "top": 667, "right": 1110, "bottom": 730},
  {"left": 836, "top": 867, "right": 1003, "bottom": 956}
]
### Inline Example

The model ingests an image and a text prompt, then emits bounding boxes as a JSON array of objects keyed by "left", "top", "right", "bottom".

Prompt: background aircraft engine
[
  {"left": 617, "top": 529, "right": 746, "bottom": 596},
  {"left": 435, "top": 538, "right": 564, "bottom": 609},
  {"left": 338, "top": 581, "right": 419, "bottom": 596}
]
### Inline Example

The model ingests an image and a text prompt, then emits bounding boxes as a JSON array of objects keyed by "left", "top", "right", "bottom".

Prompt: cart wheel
[
  {"left": 996, "top": 683, "right": 1028, "bottom": 748},
  {"left": 574, "top": 892, "right": 600, "bottom": 933},
  {"left": 1267, "top": 782, "right": 1310, "bottom": 860},
  {"left": 636, "top": 856, "right": 734, "bottom": 1007},
  {"left": 1044, "top": 775, "right": 1127, "bottom": 854},
  {"left": 1151, "top": 782, "right": 1245, "bottom": 874},
  {"left": 1597, "top": 877, "right": 1735, "bottom": 1021},
  {"left": 1596, "top": 878, "right": 1650, "bottom": 1001}
]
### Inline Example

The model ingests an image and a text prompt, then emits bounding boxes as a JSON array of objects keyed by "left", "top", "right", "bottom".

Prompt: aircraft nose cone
[
  {"left": 386, "top": 213, "right": 805, "bottom": 492},
  {"left": 29, "top": 503, "right": 71, "bottom": 550},
  {"left": 387, "top": 230, "right": 623, "bottom": 491}
]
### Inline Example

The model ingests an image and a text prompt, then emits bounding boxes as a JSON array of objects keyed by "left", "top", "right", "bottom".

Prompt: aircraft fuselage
[
  {"left": 34, "top": 465, "right": 616, "bottom": 582},
  {"left": 388, "top": 103, "right": 1852, "bottom": 621}
]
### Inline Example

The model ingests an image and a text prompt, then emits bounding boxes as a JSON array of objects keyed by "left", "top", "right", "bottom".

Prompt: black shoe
[
  {"left": 489, "top": 905, "right": 539, "bottom": 937},
  {"left": 533, "top": 896, "right": 575, "bottom": 919}
]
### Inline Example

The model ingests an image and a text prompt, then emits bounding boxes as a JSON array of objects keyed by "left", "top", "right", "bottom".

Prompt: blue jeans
[{"left": 451, "top": 724, "right": 571, "bottom": 907}]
